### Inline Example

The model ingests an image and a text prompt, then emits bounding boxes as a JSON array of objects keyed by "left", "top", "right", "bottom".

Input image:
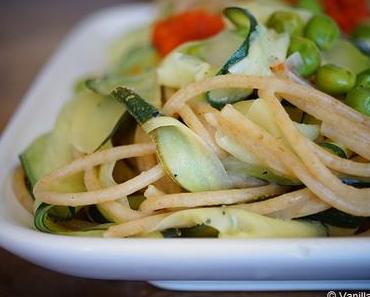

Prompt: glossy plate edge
[{"left": 150, "top": 280, "right": 370, "bottom": 291}]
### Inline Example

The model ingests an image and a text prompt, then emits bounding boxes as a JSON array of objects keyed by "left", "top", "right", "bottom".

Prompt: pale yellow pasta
[
  {"left": 134, "top": 127, "right": 158, "bottom": 172},
  {"left": 163, "top": 75, "right": 370, "bottom": 129},
  {"left": 236, "top": 189, "right": 308, "bottom": 214},
  {"left": 35, "top": 164, "right": 163, "bottom": 207},
  {"left": 38, "top": 143, "right": 155, "bottom": 182},
  {"left": 207, "top": 111, "right": 294, "bottom": 177},
  {"left": 270, "top": 197, "right": 330, "bottom": 219},
  {"left": 33, "top": 143, "right": 163, "bottom": 206},
  {"left": 321, "top": 121, "right": 370, "bottom": 160},
  {"left": 84, "top": 167, "right": 146, "bottom": 222},
  {"left": 140, "top": 184, "right": 287, "bottom": 212},
  {"left": 219, "top": 105, "right": 370, "bottom": 216},
  {"left": 104, "top": 213, "right": 173, "bottom": 238},
  {"left": 16, "top": 72, "right": 370, "bottom": 237},
  {"left": 311, "top": 143, "right": 370, "bottom": 177},
  {"left": 189, "top": 99, "right": 223, "bottom": 146},
  {"left": 260, "top": 90, "right": 370, "bottom": 214},
  {"left": 179, "top": 104, "right": 225, "bottom": 157},
  {"left": 144, "top": 185, "right": 166, "bottom": 199}
]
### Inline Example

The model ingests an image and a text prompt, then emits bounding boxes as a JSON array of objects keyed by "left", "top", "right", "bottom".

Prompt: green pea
[
  {"left": 296, "top": 0, "right": 323, "bottom": 14},
  {"left": 288, "top": 36, "right": 321, "bottom": 77},
  {"left": 345, "top": 87, "right": 370, "bottom": 116},
  {"left": 315, "top": 64, "right": 356, "bottom": 95},
  {"left": 356, "top": 68, "right": 370, "bottom": 88},
  {"left": 267, "top": 11, "right": 304, "bottom": 37},
  {"left": 352, "top": 23, "right": 370, "bottom": 39},
  {"left": 304, "top": 15, "right": 340, "bottom": 50}
]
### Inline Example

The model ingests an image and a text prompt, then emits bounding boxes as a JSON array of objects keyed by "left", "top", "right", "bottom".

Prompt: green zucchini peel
[
  {"left": 207, "top": 7, "right": 258, "bottom": 109},
  {"left": 111, "top": 87, "right": 232, "bottom": 192}
]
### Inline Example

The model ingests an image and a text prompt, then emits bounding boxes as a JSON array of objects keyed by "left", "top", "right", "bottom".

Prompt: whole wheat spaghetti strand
[
  {"left": 189, "top": 99, "right": 227, "bottom": 157},
  {"left": 140, "top": 184, "right": 287, "bottom": 212},
  {"left": 37, "top": 143, "right": 155, "bottom": 184},
  {"left": 279, "top": 90, "right": 370, "bottom": 129},
  {"left": 237, "top": 190, "right": 309, "bottom": 215},
  {"left": 206, "top": 112, "right": 294, "bottom": 177},
  {"left": 163, "top": 74, "right": 369, "bottom": 167},
  {"left": 84, "top": 167, "right": 145, "bottom": 222},
  {"left": 84, "top": 167, "right": 101, "bottom": 191},
  {"left": 178, "top": 104, "right": 226, "bottom": 157},
  {"left": 258, "top": 92, "right": 370, "bottom": 213},
  {"left": 189, "top": 98, "right": 219, "bottom": 116},
  {"left": 163, "top": 75, "right": 369, "bottom": 161},
  {"left": 311, "top": 143, "right": 370, "bottom": 177},
  {"left": 270, "top": 195, "right": 330, "bottom": 219},
  {"left": 261, "top": 91, "right": 370, "bottom": 199},
  {"left": 163, "top": 75, "right": 370, "bottom": 129},
  {"left": 144, "top": 185, "right": 166, "bottom": 199},
  {"left": 321, "top": 121, "right": 370, "bottom": 160},
  {"left": 134, "top": 127, "right": 158, "bottom": 172},
  {"left": 34, "top": 164, "right": 164, "bottom": 207},
  {"left": 104, "top": 212, "right": 172, "bottom": 238},
  {"left": 33, "top": 143, "right": 154, "bottom": 196},
  {"left": 236, "top": 188, "right": 329, "bottom": 216},
  {"left": 189, "top": 99, "right": 221, "bottom": 133},
  {"left": 323, "top": 114, "right": 370, "bottom": 143},
  {"left": 221, "top": 105, "right": 370, "bottom": 216},
  {"left": 12, "top": 167, "right": 34, "bottom": 214}
]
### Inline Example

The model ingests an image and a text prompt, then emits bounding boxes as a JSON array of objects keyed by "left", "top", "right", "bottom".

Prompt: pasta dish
[{"left": 13, "top": 0, "right": 370, "bottom": 238}]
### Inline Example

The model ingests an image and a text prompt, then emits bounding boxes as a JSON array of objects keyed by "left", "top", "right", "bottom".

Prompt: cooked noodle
[{"left": 16, "top": 74, "right": 370, "bottom": 235}]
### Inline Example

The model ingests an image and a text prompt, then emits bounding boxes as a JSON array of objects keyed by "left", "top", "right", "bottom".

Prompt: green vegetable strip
[
  {"left": 162, "top": 224, "right": 220, "bottom": 238},
  {"left": 34, "top": 203, "right": 75, "bottom": 233},
  {"left": 35, "top": 203, "right": 110, "bottom": 236},
  {"left": 319, "top": 142, "right": 347, "bottom": 159},
  {"left": 95, "top": 111, "right": 134, "bottom": 152},
  {"left": 218, "top": 7, "right": 258, "bottom": 75},
  {"left": 304, "top": 208, "right": 367, "bottom": 229},
  {"left": 206, "top": 8, "right": 258, "bottom": 109},
  {"left": 112, "top": 87, "right": 160, "bottom": 124}
]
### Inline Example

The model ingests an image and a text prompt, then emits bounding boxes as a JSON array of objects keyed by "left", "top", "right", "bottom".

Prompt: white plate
[{"left": 0, "top": 4, "right": 369, "bottom": 291}]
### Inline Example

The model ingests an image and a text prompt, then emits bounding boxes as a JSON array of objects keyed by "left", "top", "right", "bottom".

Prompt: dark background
[{"left": 0, "top": 1, "right": 326, "bottom": 296}]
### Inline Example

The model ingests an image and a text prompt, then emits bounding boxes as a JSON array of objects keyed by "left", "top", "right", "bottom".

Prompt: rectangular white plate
[{"left": 0, "top": 3, "right": 369, "bottom": 291}]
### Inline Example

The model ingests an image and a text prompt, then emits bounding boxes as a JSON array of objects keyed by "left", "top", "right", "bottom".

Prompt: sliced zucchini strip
[
  {"left": 207, "top": 7, "right": 290, "bottom": 109},
  {"left": 207, "top": 7, "right": 258, "bottom": 108},
  {"left": 218, "top": 7, "right": 258, "bottom": 75},
  {"left": 112, "top": 87, "right": 231, "bottom": 192},
  {"left": 34, "top": 203, "right": 109, "bottom": 236},
  {"left": 81, "top": 70, "right": 160, "bottom": 153},
  {"left": 104, "top": 207, "right": 327, "bottom": 238}
]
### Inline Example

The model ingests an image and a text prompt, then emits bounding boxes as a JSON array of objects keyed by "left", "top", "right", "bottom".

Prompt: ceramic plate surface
[{"left": 0, "top": 4, "right": 369, "bottom": 291}]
